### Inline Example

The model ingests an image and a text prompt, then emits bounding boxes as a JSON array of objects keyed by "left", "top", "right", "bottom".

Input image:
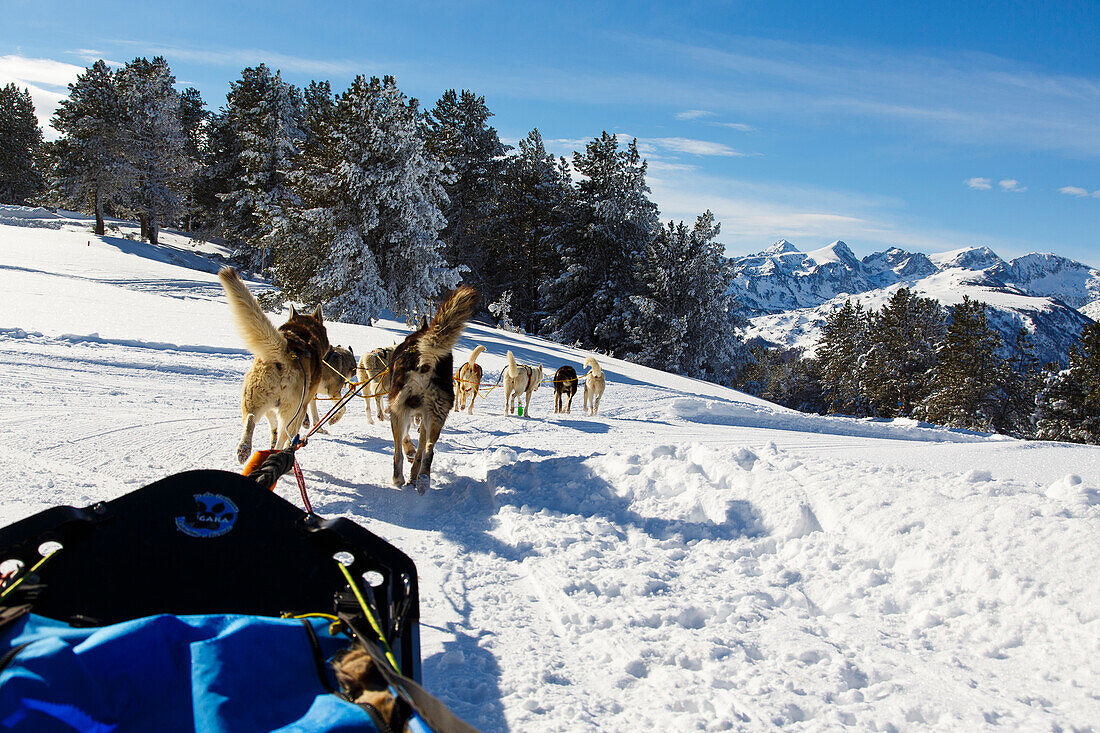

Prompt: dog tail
[
  {"left": 506, "top": 350, "right": 518, "bottom": 379},
  {"left": 584, "top": 356, "right": 603, "bottom": 378},
  {"left": 467, "top": 344, "right": 486, "bottom": 367},
  {"left": 219, "top": 267, "right": 287, "bottom": 362},
  {"left": 419, "top": 286, "right": 479, "bottom": 361}
]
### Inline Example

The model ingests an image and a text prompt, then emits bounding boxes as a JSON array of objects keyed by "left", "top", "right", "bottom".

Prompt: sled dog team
[{"left": 218, "top": 268, "right": 607, "bottom": 493}]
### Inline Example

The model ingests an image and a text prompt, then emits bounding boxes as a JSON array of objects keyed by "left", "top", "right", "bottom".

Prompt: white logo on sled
[{"left": 175, "top": 493, "right": 238, "bottom": 538}]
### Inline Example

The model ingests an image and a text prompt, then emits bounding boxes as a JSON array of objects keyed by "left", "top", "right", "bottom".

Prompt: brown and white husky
[
  {"left": 454, "top": 344, "right": 486, "bottom": 414},
  {"left": 218, "top": 267, "right": 329, "bottom": 463},
  {"left": 388, "top": 286, "right": 479, "bottom": 494},
  {"left": 304, "top": 345, "right": 356, "bottom": 434},
  {"left": 356, "top": 344, "right": 397, "bottom": 424}
]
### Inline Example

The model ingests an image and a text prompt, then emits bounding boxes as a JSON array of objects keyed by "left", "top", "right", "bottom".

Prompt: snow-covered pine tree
[
  {"left": 986, "top": 327, "right": 1041, "bottom": 437},
  {"left": 0, "top": 83, "right": 45, "bottom": 205},
  {"left": 862, "top": 288, "right": 944, "bottom": 417},
  {"left": 301, "top": 81, "right": 334, "bottom": 156},
  {"left": 632, "top": 212, "right": 747, "bottom": 382},
  {"left": 423, "top": 89, "right": 506, "bottom": 291},
  {"left": 48, "top": 60, "right": 128, "bottom": 235},
  {"left": 540, "top": 132, "right": 658, "bottom": 355},
  {"left": 115, "top": 57, "right": 192, "bottom": 245},
  {"left": 1034, "top": 368, "right": 1090, "bottom": 443},
  {"left": 1037, "top": 321, "right": 1100, "bottom": 443},
  {"left": 278, "top": 75, "right": 459, "bottom": 324},
  {"left": 816, "top": 299, "right": 871, "bottom": 415},
  {"left": 489, "top": 128, "right": 571, "bottom": 332},
  {"left": 177, "top": 86, "right": 210, "bottom": 233},
  {"left": 212, "top": 65, "right": 304, "bottom": 271},
  {"left": 917, "top": 296, "right": 1004, "bottom": 430}
]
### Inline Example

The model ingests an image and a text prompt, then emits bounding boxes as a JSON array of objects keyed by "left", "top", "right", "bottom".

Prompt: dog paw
[
  {"left": 315, "top": 427, "right": 329, "bottom": 435},
  {"left": 413, "top": 474, "right": 430, "bottom": 495},
  {"left": 236, "top": 444, "right": 251, "bottom": 464},
  {"left": 392, "top": 474, "right": 404, "bottom": 488}
]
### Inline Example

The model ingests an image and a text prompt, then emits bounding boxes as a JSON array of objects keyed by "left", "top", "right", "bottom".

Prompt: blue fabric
[{"left": 0, "top": 613, "right": 378, "bottom": 732}]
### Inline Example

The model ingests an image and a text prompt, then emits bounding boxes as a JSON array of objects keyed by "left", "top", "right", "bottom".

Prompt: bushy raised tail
[
  {"left": 584, "top": 356, "right": 603, "bottom": 378},
  {"left": 467, "top": 344, "right": 486, "bottom": 367},
  {"left": 418, "top": 286, "right": 479, "bottom": 362},
  {"left": 218, "top": 267, "right": 286, "bottom": 362},
  {"left": 506, "top": 350, "right": 518, "bottom": 379}
]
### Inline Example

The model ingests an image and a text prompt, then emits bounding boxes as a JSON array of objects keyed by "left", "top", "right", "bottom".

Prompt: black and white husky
[{"left": 387, "top": 287, "right": 479, "bottom": 493}]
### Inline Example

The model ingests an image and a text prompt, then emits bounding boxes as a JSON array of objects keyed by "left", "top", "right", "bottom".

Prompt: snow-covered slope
[
  {"left": 733, "top": 241, "right": 1097, "bottom": 363},
  {"left": 2, "top": 215, "right": 1099, "bottom": 731}
]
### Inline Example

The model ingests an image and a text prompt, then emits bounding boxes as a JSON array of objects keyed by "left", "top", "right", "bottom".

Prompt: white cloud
[
  {"left": 999, "top": 178, "right": 1027, "bottom": 192},
  {"left": 965, "top": 177, "right": 993, "bottom": 190},
  {"left": 632, "top": 36, "right": 1100, "bottom": 157},
  {"left": 644, "top": 137, "right": 748, "bottom": 157},
  {"left": 0, "top": 55, "right": 85, "bottom": 139},
  {"left": 1059, "top": 185, "right": 1100, "bottom": 198},
  {"left": 710, "top": 121, "right": 755, "bottom": 132},
  {"left": 675, "top": 109, "right": 713, "bottom": 120}
]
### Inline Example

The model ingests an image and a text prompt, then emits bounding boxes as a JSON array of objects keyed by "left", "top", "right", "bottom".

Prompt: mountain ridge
[{"left": 731, "top": 241, "right": 1099, "bottom": 364}]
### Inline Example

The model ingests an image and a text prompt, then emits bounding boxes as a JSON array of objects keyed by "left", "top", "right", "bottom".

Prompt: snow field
[{"left": 1, "top": 217, "right": 1099, "bottom": 731}]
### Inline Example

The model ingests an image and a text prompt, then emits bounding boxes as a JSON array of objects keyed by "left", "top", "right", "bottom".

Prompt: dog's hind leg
[
  {"left": 307, "top": 398, "right": 328, "bottom": 434},
  {"left": 266, "top": 411, "right": 279, "bottom": 449},
  {"left": 409, "top": 417, "right": 443, "bottom": 495},
  {"left": 236, "top": 412, "right": 257, "bottom": 464},
  {"left": 374, "top": 387, "right": 388, "bottom": 423},
  {"left": 390, "top": 409, "right": 412, "bottom": 487}
]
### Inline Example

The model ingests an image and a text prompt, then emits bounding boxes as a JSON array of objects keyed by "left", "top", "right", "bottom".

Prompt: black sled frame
[{"left": 0, "top": 469, "right": 421, "bottom": 681}]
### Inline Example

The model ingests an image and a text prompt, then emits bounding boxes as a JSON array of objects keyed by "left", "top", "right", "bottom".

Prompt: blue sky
[{"left": 2, "top": 0, "right": 1098, "bottom": 264}]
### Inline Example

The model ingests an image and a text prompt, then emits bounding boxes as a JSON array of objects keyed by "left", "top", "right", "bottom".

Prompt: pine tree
[
  {"left": 541, "top": 132, "right": 658, "bottom": 355},
  {"left": 0, "top": 83, "right": 45, "bottom": 205},
  {"left": 48, "top": 60, "right": 128, "bottom": 235},
  {"left": 918, "top": 296, "right": 1004, "bottom": 430},
  {"left": 489, "top": 129, "right": 571, "bottom": 331},
  {"left": 1037, "top": 321, "right": 1100, "bottom": 443},
  {"left": 632, "top": 212, "right": 747, "bottom": 382},
  {"left": 816, "top": 299, "right": 871, "bottom": 415},
  {"left": 423, "top": 89, "right": 506, "bottom": 290},
  {"left": 277, "top": 75, "right": 459, "bottom": 323},
  {"left": 862, "top": 288, "right": 944, "bottom": 417},
  {"left": 213, "top": 65, "right": 304, "bottom": 271},
  {"left": 115, "top": 57, "right": 191, "bottom": 245},
  {"left": 1034, "top": 367, "right": 1090, "bottom": 443},
  {"left": 987, "top": 328, "right": 1041, "bottom": 437},
  {"left": 178, "top": 86, "right": 210, "bottom": 232}
]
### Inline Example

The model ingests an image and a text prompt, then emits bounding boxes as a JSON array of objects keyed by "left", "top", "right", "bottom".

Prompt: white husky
[
  {"left": 503, "top": 351, "right": 542, "bottom": 417},
  {"left": 583, "top": 356, "right": 605, "bottom": 415}
]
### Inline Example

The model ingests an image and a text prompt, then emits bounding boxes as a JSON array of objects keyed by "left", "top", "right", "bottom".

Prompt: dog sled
[{"left": 0, "top": 450, "right": 477, "bottom": 732}]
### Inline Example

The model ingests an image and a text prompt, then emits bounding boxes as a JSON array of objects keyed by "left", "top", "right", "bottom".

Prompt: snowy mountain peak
[
  {"left": 860, "top": 247, "right": 937, "bottom": 284},
  {"left": 929, "top": 245, "right": 1005, "bottom": 272},
  {"left": 762, "top": 239, "right": 801, "bottom": 256},
  {"left": 993, "top": 252, "right": 1100, "bottom": 308},
  {"left": 806, "top": 240, "right": 858, "bottom": 267}
]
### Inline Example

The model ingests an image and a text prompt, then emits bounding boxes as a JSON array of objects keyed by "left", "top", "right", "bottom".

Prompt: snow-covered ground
[{"left": 1, "top": 215, "right": 1099, "bottom": 731}]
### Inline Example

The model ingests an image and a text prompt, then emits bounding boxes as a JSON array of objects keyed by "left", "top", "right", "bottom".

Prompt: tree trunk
[
  {"left": 149, "top": 218, "right": 159, "bottom": 246},
  {"left": 94, "top": 188, "right": 105, "bottom": 236},
  {"left": 139, "top": 214, "right": 150, "bottom": 243}
]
